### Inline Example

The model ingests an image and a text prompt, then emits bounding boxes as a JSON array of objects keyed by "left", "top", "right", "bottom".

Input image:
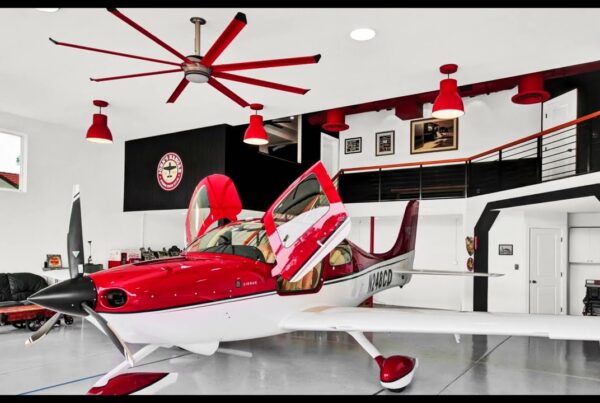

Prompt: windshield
[{"left": 184, "top": 221, "right": 275, "bottom": 264}]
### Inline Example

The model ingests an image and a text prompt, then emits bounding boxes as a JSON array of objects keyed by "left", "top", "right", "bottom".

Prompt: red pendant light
[
  {"left": 322, "top": 108, "right": 349, "bottom": 132},
  {"left": 511, "top": 73, "right": 550, "bottom": 104},
  {"left": 244, "top": 103, "right": 268, "bottom": 145},
  {"left": 86, "top": 100, "right": 113, "bottom": 144},
  {"left": 432, "top": 64, "right": 464, "bottom": 119}
]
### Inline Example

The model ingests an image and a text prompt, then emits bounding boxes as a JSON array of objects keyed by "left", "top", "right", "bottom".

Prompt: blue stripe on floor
[
  {"left": 19, "top": 352, "right": 191, "bottom": 395},
  {"left": 20, "top": 373, "right": 104, "bottom": 395}
]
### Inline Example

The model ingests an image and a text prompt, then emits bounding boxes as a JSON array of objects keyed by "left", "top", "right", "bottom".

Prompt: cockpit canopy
[{"left": 184, "top": 220, "right": 275, "bottom": 264}]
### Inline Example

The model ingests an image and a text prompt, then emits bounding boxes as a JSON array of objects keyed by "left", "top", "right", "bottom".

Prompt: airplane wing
[{"left": 280, "top": 306, "right": 600, "bottom": 341}]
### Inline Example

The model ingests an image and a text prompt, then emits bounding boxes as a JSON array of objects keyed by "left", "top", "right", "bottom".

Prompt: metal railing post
[
  {"left": 419, "top": 164, "right": 423, "bottom": 200},
  {"left": 464, "top": 161, "right": 469, "bottom": 198},
  {"left": 378, "top": 168, "right": 382, "bottom": 202},
  {"left": 537, "top": 136, "right": 543, "bottom": 182}
]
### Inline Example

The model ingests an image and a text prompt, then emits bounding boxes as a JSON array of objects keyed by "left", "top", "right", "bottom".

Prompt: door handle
[{"left": 530, "top": 280, "right": 537, "bottom": 284}]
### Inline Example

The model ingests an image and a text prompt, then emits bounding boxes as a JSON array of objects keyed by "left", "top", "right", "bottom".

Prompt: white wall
[
  {"left": 339, "top": 89, "right": 541, "bottom": 170},
  {"left": 487, "top": 210, "right": 528, "bottom": 313},
  {"left": 0, "top": 110, "right": 185, "bottom": 275}
]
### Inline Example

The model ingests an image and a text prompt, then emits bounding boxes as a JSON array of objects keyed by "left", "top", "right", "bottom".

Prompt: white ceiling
[{"left": 2, "top": 8, "right": 600, "bottom": 140}]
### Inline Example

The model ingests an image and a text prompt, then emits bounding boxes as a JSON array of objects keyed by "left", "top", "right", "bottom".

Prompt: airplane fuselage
[{"left": 92, "top": 246, "right": 414, "bottom": 355}]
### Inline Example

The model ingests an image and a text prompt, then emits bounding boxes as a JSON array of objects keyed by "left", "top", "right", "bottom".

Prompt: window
[
  {"left": 0, "top": 131, "right": 24, "bottom": 192},
  {"left": 329, "top": 241, "right": 352, "bottom": 266},
  {"left": 277, "top": 262, "right": 322, "bottom": 293},
  {"left": 184, "top": 221, "right": 275, "bottom": 264},
  {"left": 272, "top": 173, "right": 330, "bottom": 247}
]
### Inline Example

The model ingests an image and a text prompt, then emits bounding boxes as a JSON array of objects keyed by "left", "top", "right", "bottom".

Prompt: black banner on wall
[{"left": 124, "top": 125, "right": 227, "bottom": 211}]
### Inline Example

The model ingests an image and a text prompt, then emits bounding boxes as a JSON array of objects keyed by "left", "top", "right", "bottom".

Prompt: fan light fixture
[
  {"left": 350, "top": 28, "right": 376, "bottom": 41},
  {"left": 432, "top": 64, "right": 464, "bottom": 119},
  {"left": 244, "top": 103, "right": 268, "bottom": 145},
  {"left": 86, "top": 100, "right": 113, "bottom": 144}
]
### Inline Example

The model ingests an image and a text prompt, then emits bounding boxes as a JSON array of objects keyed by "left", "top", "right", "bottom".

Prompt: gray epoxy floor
[{"left": 1, "top": 318, "right": 599, "bottom": 394}]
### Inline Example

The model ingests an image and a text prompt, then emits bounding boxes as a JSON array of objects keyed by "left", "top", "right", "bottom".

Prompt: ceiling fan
[{"left": 49, "top": 8, "right": 321, "bottom": 106}]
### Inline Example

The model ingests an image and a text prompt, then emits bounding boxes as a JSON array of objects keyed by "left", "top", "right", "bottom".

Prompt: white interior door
[
  {"left": 541, "top": 89, "right": 577, "bottom": 181},
  {"left": 320, "top": 133, "right": 339, "bottom": 178},
  {"left": 529, "top": 228, "right": 562, "bottom": 314}
]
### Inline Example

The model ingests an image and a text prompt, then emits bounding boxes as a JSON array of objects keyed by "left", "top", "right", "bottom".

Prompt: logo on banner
[{"left": 157, "top": 152, "right": 183, "bottom": 191}]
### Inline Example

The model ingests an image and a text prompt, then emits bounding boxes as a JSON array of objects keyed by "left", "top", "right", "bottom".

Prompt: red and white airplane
[{"left": 27, "top": 161, "right": 600, "bottom": 395}]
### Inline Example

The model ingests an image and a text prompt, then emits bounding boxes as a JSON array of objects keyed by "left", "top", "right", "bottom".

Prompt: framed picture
[
  {"left": 345, "top": 137, "right": 362, "bottom": 154},
  {"left": 45, "top": 254, "right": 63, "bottom": 269},
  {"left": 498, "top": 244, "right": 513, "bottom": 255},
  {"left": 410, "top": 117, "right": 458, "bottom": 154},
  {"left": 375, "top": 131, "right": 395, "bottom": 156}
]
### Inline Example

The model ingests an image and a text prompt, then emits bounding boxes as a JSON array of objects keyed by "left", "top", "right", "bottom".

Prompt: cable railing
[{"left": 334, "top": 110, "right": 600, "bottom": 203}]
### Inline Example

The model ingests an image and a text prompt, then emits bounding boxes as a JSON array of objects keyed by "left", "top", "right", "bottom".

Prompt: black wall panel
[
  {"left": 124, "top": 125, "right": 227, "bottom": 211},
  {"left": 224, "top": 125, "right": 306, "bottom": 212}
]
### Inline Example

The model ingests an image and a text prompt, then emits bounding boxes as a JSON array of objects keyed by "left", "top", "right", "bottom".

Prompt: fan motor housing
[{"left": 183, "top": 55, "right": 212, "bottom": 84}]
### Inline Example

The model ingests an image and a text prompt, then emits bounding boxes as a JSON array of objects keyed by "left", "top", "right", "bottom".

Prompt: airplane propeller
[{"left": 26, "top": 185, "right": 135, "bottom": 366}]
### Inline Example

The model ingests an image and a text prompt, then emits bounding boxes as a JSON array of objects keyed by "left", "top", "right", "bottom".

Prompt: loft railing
[{"left": 334, "top": 110, "right": 600, "bottom": 203}]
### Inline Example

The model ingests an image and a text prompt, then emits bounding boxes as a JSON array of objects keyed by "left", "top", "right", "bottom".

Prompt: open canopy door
[
  {"left": 185, "top": 174, "right": 242, "bottom": 245},
  {"left": 263, "top": 161, "right": 350, "bottom": 282}
]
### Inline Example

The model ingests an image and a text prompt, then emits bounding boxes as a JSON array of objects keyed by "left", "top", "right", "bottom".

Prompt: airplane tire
[
  {"left": 64, "top": 316, "right": 74, "bottom": 325},
  {"left": 27, "top": 318, "right": 43, "bottom": 332}
]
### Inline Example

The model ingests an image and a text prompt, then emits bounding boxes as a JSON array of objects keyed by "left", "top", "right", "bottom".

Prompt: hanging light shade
[
  {"left": 511, "top": 73, "right": 550, "bottom": 105},
  {"left": 432, "top": 64, "right": 464, "bottom": 119},
  {"left": 86, "top": 100, "right": 113, "bottom": 144},
  {"left": 244, "top": 103, "right": 268, "bottom": 145},
  {"left": 322, "top": 108, "right": 349, "bottom": 132}
]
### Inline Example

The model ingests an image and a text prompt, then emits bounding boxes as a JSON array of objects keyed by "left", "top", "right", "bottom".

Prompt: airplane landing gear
[
  {"left": 375, "top": 355, "right": 418, "bottom": 392},
  {"left": 347, "top": 331, "right": 417, "bottom": 392}
]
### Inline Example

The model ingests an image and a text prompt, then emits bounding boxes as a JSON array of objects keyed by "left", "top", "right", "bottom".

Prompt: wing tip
[
  {"left": 48, "top": 37, "right": 58, "bottom": 45},
  {"left": 302, "top": 89, "right": 310, "bottom": 95},
  {"left": 106, "top": 7, "right": 117, "bottom": 12},
  {"left": 314, "top": 54, "right": 322, "bottom": 63}
]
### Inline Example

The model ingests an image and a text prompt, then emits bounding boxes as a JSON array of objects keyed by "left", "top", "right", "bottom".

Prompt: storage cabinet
[{"left": 569, "top": 227, "right": 600, "bottom": 263}]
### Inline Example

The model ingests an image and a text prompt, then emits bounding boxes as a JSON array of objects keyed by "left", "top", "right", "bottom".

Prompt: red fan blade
[
  {"left": 213, "top": 54, "right": 321, "bottom": 72},
  {"left": 166, "top": 78, "right": 190, "bottom": 103},
  {"left": 91, "top": 68, "right": 182, "bottom": 82},
  {"left": 49, "top": 38, "right": 181, "bottom": 66},
  {"left": 207, "top": 77, "right": 249, "bottom": 108},
  {"left": 108, "top": 8, "right": 192, "bottom": 64},
  {"left": 212, "top": 71, "right": 309, "bottom": 95},
  {"left": 201, "top": 12, "right": 247, "bottom": 67}
]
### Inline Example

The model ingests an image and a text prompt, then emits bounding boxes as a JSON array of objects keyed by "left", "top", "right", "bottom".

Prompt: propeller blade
[
  {"left": 67, "top": 185, "right": 84, "bottom": 280},
  {"left": 212, "top": 71, "right": 309, "bottom": 95},
  {"left": 107, "top": 8, "right": 192, "bottom": 64},
  {"left": 81, "top": 302, "right": 134, "bottom": 366},
  {"left": 166, "top": 78, "right": 190, "bottom": 103},
  {"left": 200, "top": 12, "right": 247, "bottom": 67},
  {"left": 91, "top": 68, "right": 182, "bottom": 82},
  {"left": 25, "top": 312, "right": 62, "bottom": 346},
  {"left": 49, "top": 38, "right": 181, "bottom": 67},
  {"left": 207, "top": 77, "right": 249, "bottom": 108},
  {"left": 212, "top": 54, "right": 321, "bottom": 72}
]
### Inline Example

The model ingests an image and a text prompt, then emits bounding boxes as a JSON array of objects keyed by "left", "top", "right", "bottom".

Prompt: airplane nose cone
[{"left": 28, "top": 276, "right": 97, "bottom": 316}]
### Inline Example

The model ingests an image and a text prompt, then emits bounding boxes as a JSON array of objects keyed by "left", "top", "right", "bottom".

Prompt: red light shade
[
  {"left": 322, "top": 108, "right": 349, "bottom": 132},
  {"left": 244, "top": 114, "right": 268, "bottom": 145},
  {"left": 86, "top": 113, "right": 113, "bottom": 144},
  {"left": 511, "top": 73, "right": 550, "bottom": 105},
  {"left": 432, "top": 78, "right": 464, "bottom": 119}
]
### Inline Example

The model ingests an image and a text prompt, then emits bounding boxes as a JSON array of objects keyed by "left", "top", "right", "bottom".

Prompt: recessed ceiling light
[
  {"left": 35, "top": 8, "right": 60, "bottom": 12},
  {"left": 350, "top": 28, "right": 376, "bottom": 41}
]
